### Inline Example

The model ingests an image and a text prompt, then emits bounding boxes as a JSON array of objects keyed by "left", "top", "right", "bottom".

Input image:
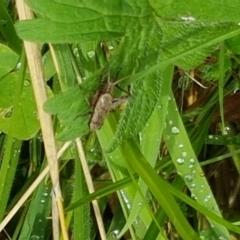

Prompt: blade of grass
[
  {"left": 122, "top": 139, "right": 200, "bottom": 240},
  {"left": 164, "top": 90, "right": 230, "bottom": 238}
]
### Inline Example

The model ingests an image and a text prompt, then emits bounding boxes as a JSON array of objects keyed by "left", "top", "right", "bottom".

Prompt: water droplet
[
  {"left": 30, "top": 236, "right": 40, "bottom": 240},
  {"left": 223, "top": 126, "right": 231, "bottom": 133},
  {"left": 2, "top": 106, "right": 13, "bottom": 118},
  {"left": 180, "top": 16, "right": 195, "bottom": 21},
  {"left": 184, "top": 174, "right": 194, "bottom": 182},
  {"left": 90, "top": 148, "right": 95, "bottom": 153},
  {"left": 178, "top": 144, "right": 184, "bottom": 148},
  {"left": 189, "top": 183, "right": 196, "bottom": 190},
  {"left": 176, "top": 158, "right": 185, "bottom": 165},
  {"left": 219, "top": 236, "right": 227, "bottom": 240},
  {"left": 203, "top": 194, "right": 212, "bottom": 204},
  {"left": 191, "top": 193, "right": 197, "bottom": 200},
  {"left": 169, "top": 120, "right": 173, "bottom": 125},
  {"left": 208, "top": 135, "right": 213, "bottom": 139},
  {"left": 16, "top": 62, "right": 21, "bottom": 70},
  {"left": 182, "top": 152, "right": 187, "bottom": 157},
  {"left": 87, "top": 51, "right": 95, "bottom": 59},
  {"left": 119, "top": 190, "right": 131, "bottom": 209},
  {"left": 171, "top": 126, "right": 180, "bottom": 134},
  {"left": 189, "top": 159, "right": 195, "bottom": 165},
  {"left": 42, "top": 192, "right": 48, "bottom": 197},
  {"left": 110, "top": 229, "right": 119, "bottom": 239},
  {"left": 24, "top": 80, "right": 30, "bottom": 86},
  {"left": 108, "top": 46, "right": 114, "bottom": 51},
  {"left": 40, "top": 199, "right": 45, "bottom": 204}
]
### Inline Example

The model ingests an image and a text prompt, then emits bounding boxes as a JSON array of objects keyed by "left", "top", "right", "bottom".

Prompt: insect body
[
  {"left": 89, "top": 92, "right": 113, "bottom": 130},
  {"left": 89, "top": 79, "right": 129, "bottom": 131}
]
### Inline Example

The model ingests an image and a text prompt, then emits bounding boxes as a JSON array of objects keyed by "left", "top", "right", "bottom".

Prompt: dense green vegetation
[{"left": 0, "top": 0, "right": 240, "bottom": 239}]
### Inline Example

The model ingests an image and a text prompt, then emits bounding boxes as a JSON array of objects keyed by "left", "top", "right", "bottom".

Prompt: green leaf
[
  {"left": 122, "top": 139, "right": 200, "bottom": 240},
  {"left": 151, "top": 0, "right": 240, "bottom": 22},
  {"left": 0, "top": 73, "right": 39, "bottom": 140},
  {"left": 44, "top": 86, "right": 91, "bottom": 141},
  {"left": 0, "top": 43, "right": 19, "bottom": 78},
  {"left": 107, "top": 71, "right": 162, "bottom": 151},
  {"left": 15, "top": 0, "right": 240, "bottom": 144},
  {"left": 0, "top": 3, "right": 22, "bottom": 55},
  {"left": 19, "top": 182, "right": 52, "bottom": 240},
  {"left": 158, "top": 20, "right": 238, "bottom": 69},
  {"left": 226, "top": 35, "right": 240, "bottom": 54},
  {"left": 163, "top": 90, "right": 230, "bottom": 238}
]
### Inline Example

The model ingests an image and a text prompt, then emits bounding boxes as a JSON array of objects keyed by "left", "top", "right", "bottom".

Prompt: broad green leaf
[
  {"left": 15, "top": 0, "right": 240, "bottom": 145},
  {"left": 0, "top": 2, "right": 22, "bottom": 55},
  {"left": 0, "top": 43, "right": 19, "bottom": 78},
  {"left": 151, "top": 0, "right": 240, "bottom": 22},
  {"left": 0, "top": 73, "right": 39, "bottom": 140},
  {"left": 226, "top": 35, "right": 240, "bottom": 55},
  {"left": 16, "top": 0, "right": 240, "bottom": 44},
  {"left": 108, "top": 71, "right": 162, "bottom": 151},
  {"left": 158, "top": 20, "right": 238, "bottom": 69},
  {"left": 43, "top": 86, "right": 90, "bottom": 141}
]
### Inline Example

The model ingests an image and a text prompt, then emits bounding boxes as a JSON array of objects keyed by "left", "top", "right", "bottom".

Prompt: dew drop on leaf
[
  {"left": 208, "top": 135, "right": 213, "bottom": 139},
  {"left": 182, "top": 152, "right": 187, "bottom": 157},
  {"left": 171, "top": 126, "right": 180, "bottom": 134},
  {"left": 223, "top": 126, "right": 231, "bottom": 134},
  {"left": 189, "top": 158, "right": 195, "bottom": 165},
  {"left": 87, "top": 51, "right": 95, "bottom": 59},
  {"left": 16, "top": 62, "right": 21, "bottom": 69},
  {"left": 110, "top": 230, "right": 120, "bottom": 239},
  {"left": 184, "top": 174, "right": 194, "bottom": 182},
  {"left": 23, "top": 80, "right": 30, "bottom": 86},
  {"left": 30, "top": 235, "right": 40, "bottom": 240},
  {"left": 219, "top": 236, "right": 228, "bottom": 240},
  {"left": 180, "top": 16, "right": 196, "bottom": 21},
  {"left": 189, "top": 183, "right": 196, "bottom": 190},
  {"left": 191, "top": 193, "right": 197, "bottom": 200},
  {"left": 176, "top": 158, "right": 185, "bottom": 165}
]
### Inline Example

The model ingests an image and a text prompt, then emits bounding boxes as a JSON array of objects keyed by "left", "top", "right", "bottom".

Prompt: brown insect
[{"left": 89, "top": 76, "right": 129, "bottom": 131}]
